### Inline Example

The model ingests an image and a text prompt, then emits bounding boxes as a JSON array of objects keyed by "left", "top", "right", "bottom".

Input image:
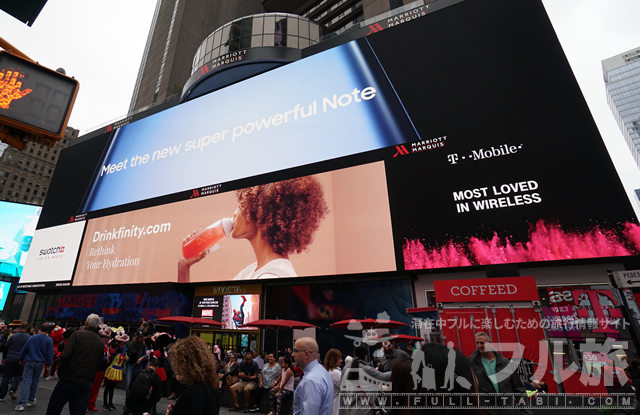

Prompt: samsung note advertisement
[
  {"left": 80, "top": 40, "right": 420, "bottom": 212},
  {"left": 35, "top": 0, "right": 640, "bottom": 288},
  {"left": 18, "top": 221, "right": 86, "bottom": 289},
  {"left": 0, "top": 202, "right": 41, "bottom": 278},
  {"left": 73, "top": 162, "right": 396, "bottom": 285}
]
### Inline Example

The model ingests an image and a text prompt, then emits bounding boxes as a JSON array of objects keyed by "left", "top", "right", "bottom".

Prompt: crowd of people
[{"left": 0, "top": 316, "right": 576, "bottom": 415}]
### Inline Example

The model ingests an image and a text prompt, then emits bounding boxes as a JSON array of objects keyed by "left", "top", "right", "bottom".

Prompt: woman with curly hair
[
  {"left": 166, "top": 336, "right": 220, "bottom": 415},
  {"left": 179, "top": 176, "right": 328, "bottom": 281}
]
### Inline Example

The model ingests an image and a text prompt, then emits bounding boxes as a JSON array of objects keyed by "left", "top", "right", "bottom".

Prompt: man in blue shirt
[
  {"left": 292, "top": 337, "right": 332, "bottom": 415},
  {"left": 15, "top": 322, "right": 53, "bottom": 412},
  {"left": 230, "top": 352, "right": 260, "bottom": 412}
]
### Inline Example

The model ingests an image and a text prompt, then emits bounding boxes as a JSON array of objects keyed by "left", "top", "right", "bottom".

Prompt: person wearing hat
[
  {"left": 86, "top": 325, "right": 111, "bottom": 412},
  {"left": 103, "top": 327, "right": 130, "bottom": 410},
  {"left": 125, "top": 330, "right": 147, "bottom": 397},
  {"left": 0, "top": 322, "right": 30, "bottom": 403}
]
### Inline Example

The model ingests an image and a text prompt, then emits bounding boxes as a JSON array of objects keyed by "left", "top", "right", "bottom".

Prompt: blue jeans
[
  {"left": 45, "top": 378, "right": 92, "bottom": 415},
  {"left": 19, "top": 360, "right": 45, "bottom": 404},
  {"left": 0, "top": 360, "right": 23, "bottom": 399}
]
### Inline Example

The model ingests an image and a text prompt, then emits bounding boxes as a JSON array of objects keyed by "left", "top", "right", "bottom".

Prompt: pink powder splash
[{"left": 404, "top": 220, "right": 639, "bottom": 270}]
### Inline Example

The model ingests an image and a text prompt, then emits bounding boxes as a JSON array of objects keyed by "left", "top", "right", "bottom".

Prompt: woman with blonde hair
[
  {"left": 166, "top": 336, "right": 220, "bottom": 415},
  {"left": 323, "top": 348, "right": 343, "bottom": 415}
]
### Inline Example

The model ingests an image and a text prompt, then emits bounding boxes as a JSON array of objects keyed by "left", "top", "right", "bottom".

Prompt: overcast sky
[{"left": 1, "top": 0, "right": 639, "bottom": 210}]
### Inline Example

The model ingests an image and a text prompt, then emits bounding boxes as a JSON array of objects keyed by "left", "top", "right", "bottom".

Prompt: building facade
[
  {"left": 0, "top": 127, "right": 79, "bottom": 205},
  {"left": 128, "top": 0, "right": 429, "bottom": 114},
  {"left": 603, "top": 46, "right": 640, "bottom": 169}
]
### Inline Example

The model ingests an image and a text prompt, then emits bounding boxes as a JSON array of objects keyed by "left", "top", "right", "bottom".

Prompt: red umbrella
[
  {"left": 372, "top": 334, "right": 424, "bottom": 342},
  {"left": 157, "top": 316, "right": 223, "bottom": 335},
  {"left": 247, "top": 319, "right": 318, "bottom": 354},
  {"left": 329, "top": 318, "right": 408, "bottom": 330}
]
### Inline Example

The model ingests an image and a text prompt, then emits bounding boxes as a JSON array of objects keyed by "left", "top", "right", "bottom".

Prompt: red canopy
[
  {"left": 245, "top": 319, "right": 318, "bottom": 330},
  {"left": 157, "top": 316, "right": 223, "bottom": 326},
  {"left": 329, "top": 318, "right": 408, "bottom": 330},
  {"left": 372, "top": 334, "right": 424, "bottom": 342}
]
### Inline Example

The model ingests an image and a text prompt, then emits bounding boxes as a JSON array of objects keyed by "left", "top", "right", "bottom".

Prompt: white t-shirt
[{"left": 233, "top": 258, "right": 296, "bottom": 280}]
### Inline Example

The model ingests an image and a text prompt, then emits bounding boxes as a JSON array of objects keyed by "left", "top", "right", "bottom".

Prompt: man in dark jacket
[
  {"left": 123, "top": 358, "right": 162, "bottom": 415},
  {"left": 469, "top": 332, "right": 531, "bottom": 415},
  {"left": 0, "top": 322, "right": 30, "bottom": 402},
  {"left": 45, "top": 313, "right": 104, "bottom": 415}
]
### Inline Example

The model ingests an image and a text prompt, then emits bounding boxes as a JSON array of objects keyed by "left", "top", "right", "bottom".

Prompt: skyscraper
[
  {"left": 128, "top": 0, "right": 423, "bottom": 115},
  {"left": 603, "top": 46, "right": 640, "bottom": 169}
]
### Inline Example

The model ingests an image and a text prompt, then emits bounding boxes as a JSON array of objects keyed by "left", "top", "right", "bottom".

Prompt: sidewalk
[{"left": 0, "top": 377, "right": 231, "bottom": 415}]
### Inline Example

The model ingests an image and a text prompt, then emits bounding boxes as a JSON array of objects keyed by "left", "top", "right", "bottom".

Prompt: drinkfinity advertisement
[{"left": 73, "top": 162, "right": 396, "bottom": 285}]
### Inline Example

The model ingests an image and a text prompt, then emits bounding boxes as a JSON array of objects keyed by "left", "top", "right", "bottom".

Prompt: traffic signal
[{"left": 0, "top": 50, "right": 79, "bottom": 150}]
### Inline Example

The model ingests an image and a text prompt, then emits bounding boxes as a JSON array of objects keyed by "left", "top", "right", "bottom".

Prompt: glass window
[
  {"left": 7, "top": 155, "right": 11, "bottom": 160},
  {"left": 211, "top": 48, "right": 221, "bottom": 59},
  {"left": 251, "top": 35, "right": 263, "bottom": 48},
  {"left": 213, "top": 30, "right": 222, "bottom": 49},
  {"left": 230, "top": 20, "right": 242, "bottom": 40},
  {"left": 252, "top": 16, "right": 264, "bottom": 35},
  {"left": 275, "top": 32, "right": 286, "bottom": 47},
  {"left": 264, "top": 15, "right": 275, "bottom": 34},
  {"left": 206, "top": 36, "right": 214, "bottom": 54},
  {"left": 262, "top": 34, "right": 274, "bottom": 47},
  {"left": 299, "top": 37, "right": 310, "bottom": 48},
  {"left": 0, "top": 170, "right": 3, "bottom": 176},
  {"left": 299, "top": 19, "right": 310, "bottom": 39},
  {"left": 28, "top": 180, "right": 33, "bottom": 185},
  {"left": 220, "top": 43, "right": 229, "bottom": 54},
  {"left": 241, "top": 18, "right": 252, "bottom": 38},
  {"left": 221, "top": 24, "right": 231, "bottom": 44},
  {"left": 287, "top": 17, "right": 298, "bottom": 36},
  {"left": 229, "top": 38, "right": 240, "bottom": 51},
  {"left": 10, "top": 183, "right": 14, "bottom": 188},
  {"left": 309, "top": 23, "right": 320, "bottom": 41},
  {"left": 20, "top": 178, "right": 25, "bottom": 182},
  {"left": 240, "top": 37, "right": 251, "bottom": 49},
  {"left": 19, "top": 159, "right": 23, "bottom": 164},
  {"left": 26, "top": 188, "right": 31, "bottom": 193}
]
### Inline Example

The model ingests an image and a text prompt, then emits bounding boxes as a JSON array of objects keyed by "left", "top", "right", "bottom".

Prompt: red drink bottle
[{"left": 182, "top": 217, "right": 234, "bottom": 260}]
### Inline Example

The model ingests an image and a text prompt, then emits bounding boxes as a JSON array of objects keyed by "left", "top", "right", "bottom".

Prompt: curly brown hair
[
  {"left": 169, "top": 336, "right": 219, "bottom": 390},
  {"left": 236, "top": 176, "right": 329, "bottom": 256}
]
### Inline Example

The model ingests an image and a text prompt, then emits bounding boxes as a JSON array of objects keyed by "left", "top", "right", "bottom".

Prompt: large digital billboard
[
  {"left": 26, "top": 0, "right": 640, "bottom": 288},
  {"left": 17, "top": 221, "right": 86, "bottom": 289},
  {"left": 0, "top": 201, "right": 41, "bottom": 278},
  {"left": 72, "top": 162, "right": 395, "bottom": 285}
]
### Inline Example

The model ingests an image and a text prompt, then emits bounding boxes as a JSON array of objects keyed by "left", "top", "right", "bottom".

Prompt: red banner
[{"left": 434, "top": 276, "right": 539, "bottom": 303}]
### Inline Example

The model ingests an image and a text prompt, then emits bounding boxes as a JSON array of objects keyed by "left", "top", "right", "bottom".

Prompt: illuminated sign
[
  {"left": 0, "top": 51, "right": 79, "bottom": 140},
  {"left": 0, "top": 201, "right": 41, "bottom": 278},
  {"left": 30, "top": 0, "right": 640, "bottom": 289},
  {"left": 0, "top": 281, "right": 10, "bottom": 310}
]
